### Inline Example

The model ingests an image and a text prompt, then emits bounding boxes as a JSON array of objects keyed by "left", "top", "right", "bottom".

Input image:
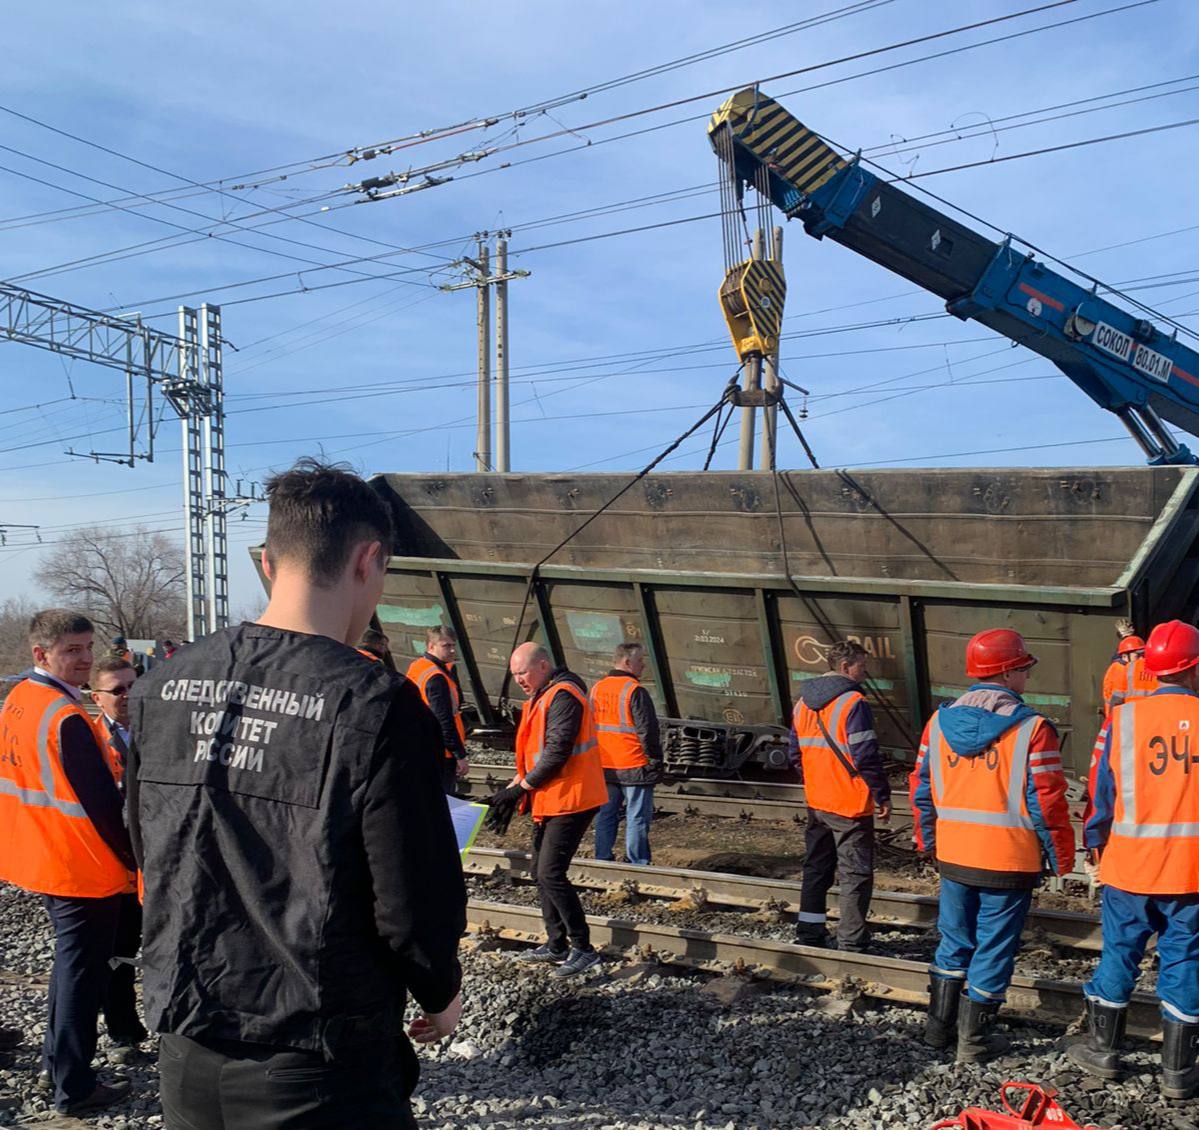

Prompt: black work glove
[
  {"left": 483, "top": 784, "right": 525, "bottom": 836},
  {"left": 488, "top": 784, "right": 525, "bottom": 808}
]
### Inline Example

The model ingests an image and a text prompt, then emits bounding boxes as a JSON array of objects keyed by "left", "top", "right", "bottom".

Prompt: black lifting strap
[
  {"left": 814, "top": 701, "right": 860, "bottom": 780},
  {"left": 497, "top": 377, "right": 742, "bottom": 713}
]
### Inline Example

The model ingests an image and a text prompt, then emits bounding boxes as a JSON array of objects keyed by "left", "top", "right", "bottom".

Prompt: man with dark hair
[
  {"left": 357, "top": 627, "right": 391, "bottom": 663},
  {"left": 128, "top": 460, "right": 466, "bottom": 1129},
  {"left": 88, "top": 655, "right": 146, "bottom": 1061},
  {"left": 592, "top": 642, "right": 663, "bottom": 866},
  {"left": 407, "top": 625, "right": 468, "bottom": 792},
  {"left": 791, "top": 639, "right": 891, "bottom": 953},
  {"left": 0, "top": 610, "right": 134, "bottom": 1115}
]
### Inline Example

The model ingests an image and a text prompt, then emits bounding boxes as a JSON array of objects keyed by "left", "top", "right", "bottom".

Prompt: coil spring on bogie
[{"left": 672, "top": 731, "right": 725, "bottom": 771}]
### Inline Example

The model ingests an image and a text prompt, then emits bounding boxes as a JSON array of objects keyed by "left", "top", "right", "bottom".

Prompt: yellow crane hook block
[
  {"left": 718, "top": 258, "right": 785, "bottom": 362},
  {"left": 709, "top": 87, "right": 848, "bottom": 362}
]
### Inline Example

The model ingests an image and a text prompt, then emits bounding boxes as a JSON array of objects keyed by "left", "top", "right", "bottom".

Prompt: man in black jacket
[{"left": 127, "top": 459, "right": 466, "bottom": 1130}]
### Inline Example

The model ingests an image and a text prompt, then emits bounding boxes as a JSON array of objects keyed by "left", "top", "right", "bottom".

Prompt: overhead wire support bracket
[{"left": 0, "top": 279, "right": 234, "bottom": 637}]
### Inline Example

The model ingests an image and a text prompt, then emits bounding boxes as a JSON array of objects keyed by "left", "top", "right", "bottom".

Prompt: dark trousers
[
  {"left": 41, "top": 893, "right": 122, "bottom": 1109},
  {"left": 797, "top": 809, "right": 875, "bottom": 951},
  {"left": 159, "top": 1032, "right": 418, "bottom": 1130},
  {"left": 440, "top": 757, "right": 458, "bottom": 795},
  {"left": 531, "top": 808, "right": 598, "bottom": 952},
  {"left": 103, "top": 893, "right": 146, "bottom": 1042}
]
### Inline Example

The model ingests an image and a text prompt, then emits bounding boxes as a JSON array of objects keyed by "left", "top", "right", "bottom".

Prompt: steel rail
[
  {"left": 465, "top": 847, "right": 1102, "bottom": 951},
  {"left": 465, "top": 898, "right": 1159, "bottom": 1038}
]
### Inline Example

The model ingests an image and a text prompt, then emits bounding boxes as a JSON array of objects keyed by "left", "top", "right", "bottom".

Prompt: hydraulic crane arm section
[{"left": 709, "top": 87, "right": 1199, "bottom": 464}]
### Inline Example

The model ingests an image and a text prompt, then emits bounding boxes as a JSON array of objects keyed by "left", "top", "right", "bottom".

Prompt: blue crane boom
[{"left": 708, "top": 87, "right": 1199, "bottom": 465}]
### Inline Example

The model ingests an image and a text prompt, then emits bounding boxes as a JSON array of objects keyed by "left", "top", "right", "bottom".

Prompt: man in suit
[{"left": 89, "top": 655, "right": 146, "bottom": 1060}]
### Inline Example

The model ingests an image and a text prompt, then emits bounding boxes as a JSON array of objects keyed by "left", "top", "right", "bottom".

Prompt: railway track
[
  {"left": 463, "top": 847, "right": 1103, "bottom": 951},
  {"left": 465, "top": 898, "right": 1159, "bottom": 1039}
]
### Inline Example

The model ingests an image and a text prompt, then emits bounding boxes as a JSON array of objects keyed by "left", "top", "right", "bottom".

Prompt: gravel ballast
[{"left": 1, "top": 882, "right": 1193, "bottom": 1129}]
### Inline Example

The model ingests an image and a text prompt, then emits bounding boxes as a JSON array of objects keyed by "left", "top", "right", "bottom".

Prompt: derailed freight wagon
[{"left": 358, "top": 466, "right": 1199, "bottom": 780}]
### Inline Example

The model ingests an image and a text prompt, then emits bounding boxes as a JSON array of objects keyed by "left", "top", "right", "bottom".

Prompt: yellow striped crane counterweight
[{"left": 707, "top": 87, "right": 847, "bottom": 204}]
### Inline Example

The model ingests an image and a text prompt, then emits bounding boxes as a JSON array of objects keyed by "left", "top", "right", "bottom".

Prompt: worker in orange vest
[
  {"left": 87, "top": 654, "right": 147, "bottom": 1063},
  {"left": 1068, "top": 620, "right": 1199, "bottom": 1100},
  {"left": 493, "top": 642, "right": 607, "bottom": 978},
  {"left": 911, "top": 628, "right": 1075, "bottom": 1064},
  {"left": 591, "top": 641, "right": 663, "bottom": 866},
  {"left": 791, "top": 640, "right": 891, "bottom": 954},
  {"left": 0, "top": 610, "right": 135, "bottom": 1116},
  {"left": 1102, "top": 634, "right": 1158, "bottom": 717},
  {"left": 356, "top": 627, "right": 390, "bottom": 664},
  {"left": 407, "top": 626, "right": 468, "bottom": 792}
]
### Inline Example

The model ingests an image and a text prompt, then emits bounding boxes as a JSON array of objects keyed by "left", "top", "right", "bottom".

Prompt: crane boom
[{"left": 709, "top": 87, "right": 1199, "bottom": 465}]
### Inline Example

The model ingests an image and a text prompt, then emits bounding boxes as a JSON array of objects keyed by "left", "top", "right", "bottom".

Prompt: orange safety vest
[
  {"left": 89, "top": 714, "right": 138, "bottom": 895},
  {"left": 1102, "top": 657, "right": 1158, "bottom": 715},
  {"left": 0, "top": 678, "right": 132, "bottom": 898},
  {"left": 590, "top": 675, "right": 649, "bottom": 771},
  {"left": 793, "top": 690, "right": 874, "bottom": 819},
  {"left": 1100, "top": 694, "right": 1199, "bottom": 895},
  {"left": 356, "top": 648, "right": 383, "bottom": 663},
  {"left": 515, "top": 681, "right": 607, "bottom": 819},
  {"left": 90, "top": 714, "right": 128, "bottom": 788},
  {"left": 407, "top": 655, "right": 467, "bottom": 759},
  {"left": 924, "top": 710, "right": 1047, "bottom": 873}
]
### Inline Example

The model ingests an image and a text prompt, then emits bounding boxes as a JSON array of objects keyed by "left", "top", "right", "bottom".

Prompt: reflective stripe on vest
[
  {"left": 794, "top": 690, "right": 874, "bottom": 819},
  {"left": 515, "top": 681, "right": 607, "bottom": 819},
  {"left": 0, "top": 679, "right": 132, "bottom": 898},
  {"left": 924, "top": 709, "right": 1044, "bottom": 874},
  {"left": 927, "top": 713, "right": 1037, "bottom": 832},
  {"left": 406, "top": 656, "right": 466, "bottom": 758},
  {"left": 0, "top": 697, "right": 88, "bottom": 819},
  {"left": 1112, "top": 701, "right": 1199, "bottom": 839},
  {"left": 590, "top": 676, "right": 648, "bottom": 770},
  {"left": 1102, "top": 695, "right": 1199, "bottom": 894}
]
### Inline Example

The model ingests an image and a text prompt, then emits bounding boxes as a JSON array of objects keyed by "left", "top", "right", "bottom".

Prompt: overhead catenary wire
[{"left": 4, "top": 0, "right": 1119, "bottom": 290}]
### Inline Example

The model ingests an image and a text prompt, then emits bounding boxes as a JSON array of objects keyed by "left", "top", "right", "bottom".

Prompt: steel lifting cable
[
  {"left": 763, "top": 412, "right": 920, "bottom": 757},
  {"left": 496, "top": 377, "right": 742, "bottom": 714}
]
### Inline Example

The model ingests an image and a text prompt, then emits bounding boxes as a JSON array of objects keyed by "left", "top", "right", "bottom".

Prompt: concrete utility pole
[
  {"left": 759, "top": 226, "right": 784, "bottom": 471},
  {"left": 495, "top": 234, "right": 511, "bottom": 473},
  {"left": 475, "top": 239, "right": 492, "bottom": 472},
  {"left": 440, "top": 233, "right": 529, "bottom": 472},
  {"left": 737, "top": 229, "right": 766, "bottom": 471}
]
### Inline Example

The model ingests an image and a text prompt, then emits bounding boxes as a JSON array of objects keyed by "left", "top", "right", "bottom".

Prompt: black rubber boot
[
  {"left": 956, "top": 996, "right": 1010, "bottom": 1065},
  {"left": 1064, "top": 998, "right": 1127, "bottom": 1079},
  {"left": 1162, "top": 1017, "right": 1199, "bottom": 1101},
  {"left": 924, "top": 978, "right": 962, "bottom": 1049}
]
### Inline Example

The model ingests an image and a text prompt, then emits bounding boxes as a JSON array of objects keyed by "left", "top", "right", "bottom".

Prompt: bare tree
[
  {"left": 0, "top": 595, "right": 38, "bottom": 677},
  {"left": 34, "top": 526, "right": 186, "bottom": 641}
]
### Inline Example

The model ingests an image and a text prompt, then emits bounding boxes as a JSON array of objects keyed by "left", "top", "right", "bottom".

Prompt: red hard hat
[
  {"left": 965, "top": 629, "right": 1037, "bottom": 679},
  {"left": 1117, "top": 635, "right": 1145, "bottom": 656},
  {"left": 1144, "top": 620, "right": 1199, "bottom": 676}
]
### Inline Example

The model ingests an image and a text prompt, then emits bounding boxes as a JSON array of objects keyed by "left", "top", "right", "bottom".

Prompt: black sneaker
[
  {"left": 61, "top": 1080, "right": 130, "bottom": 1115},
  {"left": 552, "top": 948, "right": 601, "bottom": 978},
  {"left": 515, "top": 943, "right": 569, "bottom": 963}
]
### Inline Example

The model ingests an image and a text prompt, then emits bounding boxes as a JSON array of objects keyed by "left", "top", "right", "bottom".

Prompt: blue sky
[{"left": 2, "top": 0, "right": 1198, "bottom": 612}]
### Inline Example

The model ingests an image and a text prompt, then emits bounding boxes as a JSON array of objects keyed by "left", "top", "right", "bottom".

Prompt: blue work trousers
[
  {"left": 594, "top": 782, "right": 654, "bottom": 866},
  {"left": 1085, "top": 886, "right": 1199, "bottom": 1022},
  {"left": 931, "top": 878, "right": 1032, "bottom": 1003},
  {"left": 41, "top": 893, "right": 122, "bottom": 1110}
]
